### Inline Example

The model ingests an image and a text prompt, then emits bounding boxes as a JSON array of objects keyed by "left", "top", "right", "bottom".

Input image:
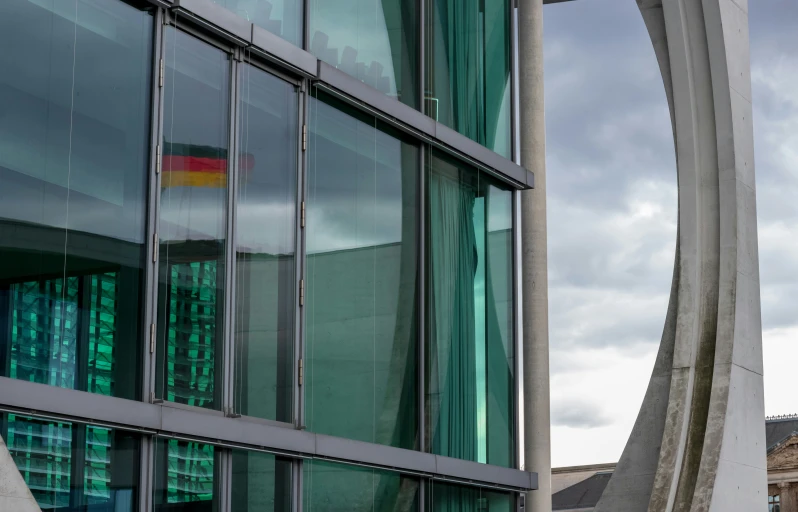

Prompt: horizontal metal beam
[{"left": 0, "top": 377, "right": 537, "bottom": 491}]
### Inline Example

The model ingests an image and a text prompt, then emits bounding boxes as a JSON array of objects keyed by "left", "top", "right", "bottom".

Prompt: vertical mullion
[
  {"left": 418, "top": 0, "right": 425, "bottom": 115},
  {"left": 145, "top": 6, "right": 167, "bottom": 404},
  {"left": 511, "top": 3, "right": 521, "bottom": 165},
  {"left": 139, "top": 436, "right": 154, "bottom": 512},
  {"left": 303, "top": 0, "right": 310, "bottom": 51},
  {"left": 418, "top": 144, "right": 426, "bottom": 511},
  {"left": 219, "top": 448, "right": 232, "bottom": 512},
  {"left": 223, "top": 52, "right": 241, "bottom": 416},
  {"left": 294, "top": 459, "right": 303, "bottom": 512},
  {"left": 512, "top": 188, "right": 523, "bottom": 471},
  {"left": 295, "top": 83, "right": 309, "bottom": 429}
]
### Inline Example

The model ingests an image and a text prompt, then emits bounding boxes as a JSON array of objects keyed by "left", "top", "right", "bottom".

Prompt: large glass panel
[
  {"left": 233, "top": 64, "right": 298, "bottom": 423},
  {"left": 231, "top": 450, "right": 292, "bottom": 512},
  {"left": 2, "top": 413, "right": 140, "bottom": 511},
  {"left": 310, "top": 0, "right": 418, "bottom": 109},
  {"left": 209, "top": 0, "right": 302, "bottom": 46},
  {"left": 0, "top": 0, "right": 153, "bottom": 400},
  {"left": 305, "top": 90, "right": 418, "bottom": 449},
  {"left": 425, "top": 150, "right": 515, "bottom": 467},
  {"left": 156, "top": 28, "right": 231, "bottom": 410},
  {"left": 425, "top": 0, "right": 512, "bottom": 158},
  {"left": 304, "top": 460, "right": 419, "bottom": 511},
  {"left": 427, "top": 481, "right": 513, "bottom": 512},
  {"left": 154, "top": 438, "right": 217, "bottom": 511}
]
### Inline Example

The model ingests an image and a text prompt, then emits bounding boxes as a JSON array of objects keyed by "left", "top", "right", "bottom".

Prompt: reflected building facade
[{"left": 0, "top": 0, "right": 535, "bottom": 510}]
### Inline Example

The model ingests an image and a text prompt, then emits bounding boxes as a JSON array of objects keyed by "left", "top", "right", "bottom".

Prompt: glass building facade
[{"left": 0, "top": 0, "right": 533, "bottom": 510}]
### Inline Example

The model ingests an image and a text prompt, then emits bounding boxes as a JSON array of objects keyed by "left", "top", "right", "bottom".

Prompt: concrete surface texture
[
  {"left": 519, "top": 0, "right": 553, "bottom": 511},
  {"left": 0, "top": 435, "right": 41, "bottom": 512},
  {"left": 594, "top": 0, "right": 767, "bottom": 510}
]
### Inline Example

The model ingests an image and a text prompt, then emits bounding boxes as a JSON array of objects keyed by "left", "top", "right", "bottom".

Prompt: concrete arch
[{"left": 594, "top": 1, "right": 767, "bottom": 511}]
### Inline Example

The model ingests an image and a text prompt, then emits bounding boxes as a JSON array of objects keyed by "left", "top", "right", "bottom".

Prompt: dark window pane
[
  {"left": 426, "top": 150, "right": 515, "bottom": 467},
  {"left": 427, "top": 481, "right": 512, "bottom": 512},
  {"left": 304, "top": 460, "right": 418, "bottom": 511},
  {"left": 234, "top": 64, "right": 297, "bottom": 423},
  {"left": 154, "top": 438, "right": 217, "bottom": 511},
  {"left": 156, "top": 28, "right": 231, "bottom": 410},
  {"left": 310, "top": 0, "right": 418, "bottom": 109},
  {"left": 210, "top": 0, "right": 302, "bottom": 46},
  {"left": 3, "top": 413, "right": 140, "bottom": 511},
  {"left": 0, "top": 0, "right": 153, "bottom": 400},
  {"left": 425, "top": 0, "right": 512, "bottom": 158},
  {"left": 231, "top": 450, "right": 292, "bottom": 512},
  {"left": 305, "top": 90, "right": 418, "bottom": 449}
]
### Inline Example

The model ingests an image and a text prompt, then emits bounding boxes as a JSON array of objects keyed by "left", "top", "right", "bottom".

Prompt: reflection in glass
[
  {"left": 3, "top": 413, "right": 140, "bottom": 511},
  {"left": 304, "top": 460, "right": 418, "bottom": 511},
  {"left": 426, "top": 150, "right": 514, "bottom": 467},
  {"left": 310, "top": 0, "right": 418, "bottom": 108},
  {"left": 154, "top": 438, "right": 216, "bottom": 511},
  {"left": 306, "top": 90, "right": 418, "bottom": 449},
  {"left": 157, "top": 28, "right": 231, "bottom": 410},
  {"left": 427, "top": 481, "right": 512, "bottom": 512},
  {"left": 231, "top": 450, "right": 292, "bottom": 512},
  {"left": 210, "top": 0, "right": 302, "bottom": 46},
  {"left": 0, "top": 0, "right": 153, "bottom": 400},
  {"left": 234, "top": 64, "right": 297, "bottom": 423},
  {"left": 425, "top": 0, "right": 512, "bottom": 158}
]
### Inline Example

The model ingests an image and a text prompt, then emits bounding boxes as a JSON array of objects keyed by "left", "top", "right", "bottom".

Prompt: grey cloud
[{"left": 552, "top": 399, "right": 614, "bottom": 429}]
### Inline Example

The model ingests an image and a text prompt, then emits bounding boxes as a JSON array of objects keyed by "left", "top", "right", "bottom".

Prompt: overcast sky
[{"left": 543, "top": 0, "right": 798, "bottom": 468}]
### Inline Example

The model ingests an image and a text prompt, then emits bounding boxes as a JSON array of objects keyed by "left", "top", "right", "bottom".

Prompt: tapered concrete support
[
  {"left": 594, "top": 1, "right": 767, "bottom": 511},
  {"left": 0, "top": 436, "right": 40, "bottom": 512},
  {"left": 519, "top": 0, "right": 552, "bottom": 511}
]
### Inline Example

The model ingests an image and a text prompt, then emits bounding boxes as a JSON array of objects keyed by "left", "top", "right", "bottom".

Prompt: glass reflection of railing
[{"left": 311, "top": 31, "right": 393, "bottom": 95}]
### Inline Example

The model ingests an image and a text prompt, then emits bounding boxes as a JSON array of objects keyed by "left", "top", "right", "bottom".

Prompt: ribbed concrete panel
[
  {"left": 0, "top": 436, "right": 40, "bottom": 512},
  {"left": 594, "top": 1, "right": 766, "bottom": 511}
]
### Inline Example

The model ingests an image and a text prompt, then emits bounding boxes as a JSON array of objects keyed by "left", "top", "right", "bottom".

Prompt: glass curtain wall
[
  {"left": 309, "top": 0, "right": 419, "bottom": 108},
  {"left": 425, "top": 0, "right": 512, "bottom": 158},
  {"left": 304, "top": 459, "right": 419, "bottom": 511},
  {"left": 154, "top": 438, "right": 217, "bottom": 511},
  {"left": 157, "top": 27, "right": 231, "bottom": 410},
  {"left": 427, "top": 481, "right": 513, "bottom": 512},
  {"left": 233, "top": 61, "right": 298, "bottom": 423},
  {"left": 305, "top": 89, "right": 419, "bottom": 450},
  {"left": 0, "top": 0, "right": 153, "bottom": 400},
  {"left": 231, "top": 450, "right": 292, "bottom": 512},
  {"left": 210, "top": 0, "right": 302, "bottom": 46},
  {"left": 2, "top": 413, "right": 140, "bottom": 511},
  {"left": 425, "top": 150, "right": 514, "bottom": 468}
]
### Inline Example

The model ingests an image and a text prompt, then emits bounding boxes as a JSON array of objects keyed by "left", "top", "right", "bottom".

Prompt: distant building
[{"left": 553, "top": 415, "right": 798, "bottom": 512}]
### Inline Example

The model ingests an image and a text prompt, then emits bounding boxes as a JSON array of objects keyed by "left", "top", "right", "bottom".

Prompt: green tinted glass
[
  {"left": 210, "top": 0, "right": 302, "bottom": 46},
  {"left": 426, "top": 150, "right": 514, "bottom": 467},
  {"left": 154, "top": 438, "right": 217, "bottom": 509},
  {"left": 427, "top": 481, "right": 513, "bottom": 512},
  {"left": 304, "top": 460, "right": 419, "bottom": 511},
  {"left": 305, "top": 90, "right": 419, "bottom": 449},
  {"left": 425, "top": 0, "right": 512, "bottom": 158},
  {"left": 231, "top": 450, "right": 292, "bottom": 512}
]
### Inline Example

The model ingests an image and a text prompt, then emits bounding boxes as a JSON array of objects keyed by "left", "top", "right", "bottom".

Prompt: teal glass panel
[
  {"left": 426, "top": 150, "right": 515, "bottom": 467},
  {"left": 157, "top": 27, "right": 231, "bottom": 410},
  {"left": 154, "top": 438, "right": 217, "bottom": 510},
  {"left": 427, "top": 481, "right": 512, "bottom": 512},
  {"left": 304, "top": 459, "right": 419, "bottom": 511},
  {"left": 231, "top": 450, "right": 292, "bottom": 512},
  {"left": 3, "top": 413, "right": 140, "bottom": 511},
  {"left": 425, "top": 0, "right": 512, "bottom": 158},
  {"left": 233, "top": 64, "right": 298, "bottom": 423},
  {"left": 210, "top": 0, "right": 302, "bottom": 46},
  {"left": 0, "top": 0, "right": 153, "bottom": 400},
  {"left": 310, "top": 0, "right": 418, "bottom": 108},
  {"left": 305, "top": 90, "right": 418, "bottom": 449}
]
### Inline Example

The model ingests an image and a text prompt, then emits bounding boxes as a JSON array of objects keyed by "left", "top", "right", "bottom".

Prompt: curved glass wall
[
  {"left": 425, "top": 149, "right": 514, "bottom": 467},
  {"left": 425, "top": 0, "right": 512, "bottom": 158},
  {"left": 305, "top": 90, "right": 419, "bottom": 450},
  {"left": 233, "top": 63, "right": 298, "bottom": 423},
  {"left": 210, "top": 0, "right": 303, "bottom": 46},
  {"left": 304, "top": 459, "right": 419, "bottom": 511},
  {"left": 310, "top": 0, "right": 419, "bottom": 109},
  {"left": 2, "top": 413, "right": 141, "bottom": 511},
  {"left": 156, "top": 27, "right": 231, "bottom": 410},
  {"left": 0, "top": 0, "right": 153, "bottom": 400}
]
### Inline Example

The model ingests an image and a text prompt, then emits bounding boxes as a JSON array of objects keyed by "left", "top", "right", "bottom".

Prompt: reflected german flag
[{"left": 161, "top": 142, "right": 253, "bottom": 188}]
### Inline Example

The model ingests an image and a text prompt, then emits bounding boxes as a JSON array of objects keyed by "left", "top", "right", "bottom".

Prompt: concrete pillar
[
  {"left": 0, "top": 435, "right": 40, "bottom": 511},
  {"left": 518, "top": 0, "right": 551, "bottom": 511}
]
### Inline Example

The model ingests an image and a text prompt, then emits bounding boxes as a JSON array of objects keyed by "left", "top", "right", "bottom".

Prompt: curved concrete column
[
  {"left": 0, "top": 435, "right": 40, "bottom": 511},
  {"left": 595, "top": 1, "right": 767, "bottom": 511}
]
